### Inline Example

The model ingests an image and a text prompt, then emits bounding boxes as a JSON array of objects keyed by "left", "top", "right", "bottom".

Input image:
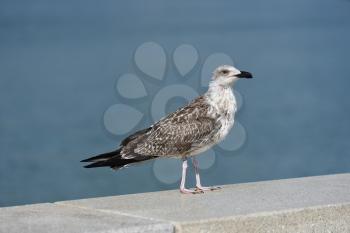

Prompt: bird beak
[{"left": 236, "top": 71, "right": 253, "bottom": 79}]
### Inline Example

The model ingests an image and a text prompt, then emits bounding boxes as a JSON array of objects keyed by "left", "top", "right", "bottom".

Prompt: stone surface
[
  {"left": 59, "top": 174, "right": 350, "bottom": 220},
  {"left": 178, "top": 204, "right": 350, "bottom": 233},
  {"left": 0, "top": 203, "right": 173, "bottom": 233},
  {"left": 1, "top": 174, "right": 350, "bottom": 233},
  {"left": 59, "top": 173, "right": 350, "bottom": 232}
]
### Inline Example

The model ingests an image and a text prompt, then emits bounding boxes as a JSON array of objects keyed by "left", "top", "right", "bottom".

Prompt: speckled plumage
[
  {"left": 121, "top": 95, "right": 226, "bottom": 159},
  {"left": 82, "top": 65, "right": 252, "bottom": 177}
]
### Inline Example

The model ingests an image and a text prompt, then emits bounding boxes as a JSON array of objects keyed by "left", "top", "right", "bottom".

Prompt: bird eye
[{"left": 222, "top": 70, "right": 229, "bottom": 75}]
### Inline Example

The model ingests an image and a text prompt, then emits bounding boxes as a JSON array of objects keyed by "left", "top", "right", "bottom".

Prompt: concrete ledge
[
  {"left": 0, "top": 203, "right": 173, "bottom": 233},
  {"left": 178, "top": 204, "right": 350, "bottom": 233},
  {"left": 1, "top": 173, "right": 350, "bottom": 233}
]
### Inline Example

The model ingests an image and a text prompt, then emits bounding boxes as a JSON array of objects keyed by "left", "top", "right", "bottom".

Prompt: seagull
[{"left": 81, "top": 65, "right": 253, "bottom": 194}]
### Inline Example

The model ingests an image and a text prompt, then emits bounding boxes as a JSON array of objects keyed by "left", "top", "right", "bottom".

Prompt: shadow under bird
[{"left": 81, "top": 65, "right": 253, "bottom": 194}]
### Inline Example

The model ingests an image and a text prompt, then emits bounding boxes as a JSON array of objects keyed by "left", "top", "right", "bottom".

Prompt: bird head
[{"left": 212, "top": 65, "right": 253, "bottom": 86}]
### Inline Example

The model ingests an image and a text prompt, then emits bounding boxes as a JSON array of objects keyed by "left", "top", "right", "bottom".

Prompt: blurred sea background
[{"left": 1, "top": 0, "right": 350, "bottom": 207}]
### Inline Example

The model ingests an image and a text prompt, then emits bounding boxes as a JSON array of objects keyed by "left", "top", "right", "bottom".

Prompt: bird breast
[{"left": 205, "top": 87, "right": 236, "bottom": 143}]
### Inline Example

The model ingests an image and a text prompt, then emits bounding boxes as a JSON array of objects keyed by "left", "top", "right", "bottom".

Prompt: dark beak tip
[{"left": 237, "top": 71, "right": 253, "bottom": 79}]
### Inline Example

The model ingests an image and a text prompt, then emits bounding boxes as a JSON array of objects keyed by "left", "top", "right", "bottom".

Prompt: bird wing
[{"left": 120, "top": 96, "right": 219, "bottom": 158}]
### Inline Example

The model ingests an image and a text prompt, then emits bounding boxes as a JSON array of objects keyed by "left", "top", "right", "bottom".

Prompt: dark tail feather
[
  {"left": 81, "top": 149, "right": 121, "bottom": 163},
  {"left": 83, "top": 156, "right": 154, "bottom": 169},
  {"left": 81, "top": 149, "right": 156, "bottom": 169}
]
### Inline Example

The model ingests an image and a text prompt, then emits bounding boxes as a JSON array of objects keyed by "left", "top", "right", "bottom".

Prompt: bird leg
[
  {"left": 180, "top": 158, "right": 203, "bottom": 194},
  {"left": 192, "top": 157, "right": 221, "bottom": 191}
]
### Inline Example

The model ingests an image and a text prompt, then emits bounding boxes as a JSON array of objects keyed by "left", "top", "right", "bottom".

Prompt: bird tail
[{"left": 81, "top": 149, "right": 155, "bottom": 170}]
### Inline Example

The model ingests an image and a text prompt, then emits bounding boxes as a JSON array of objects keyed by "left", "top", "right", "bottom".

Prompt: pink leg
[
  {"left": 180, "top": 158, "right": 203, "bottom": 194},
  {"left": 192, "top": 157, "right": 221, "bottom": 191}
]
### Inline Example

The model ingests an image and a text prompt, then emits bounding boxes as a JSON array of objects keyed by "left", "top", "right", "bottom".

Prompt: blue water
[{"left": 1, "top": 0, "right": 350, "bottom": 207}]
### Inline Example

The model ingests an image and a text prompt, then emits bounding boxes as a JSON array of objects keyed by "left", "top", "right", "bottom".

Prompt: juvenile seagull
[{"left": 82, "top": 65, "right": 253, "bottom": 194}]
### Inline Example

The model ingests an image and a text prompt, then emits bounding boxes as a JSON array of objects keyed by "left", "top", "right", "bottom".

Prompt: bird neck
[
  {"left": 207, "top": 81, "right": 234, "bottom": 98},
  {"left": 205, "top": 81, "right": 236, "bottom": 115}
]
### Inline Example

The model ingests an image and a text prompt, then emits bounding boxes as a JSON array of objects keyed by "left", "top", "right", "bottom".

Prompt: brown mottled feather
[{"left": 120, "top": 96, "right": 219, "bottom": 158}]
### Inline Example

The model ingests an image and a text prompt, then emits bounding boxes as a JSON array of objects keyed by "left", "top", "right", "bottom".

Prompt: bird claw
[
  {"left": 195, "top": 186, "right": 222, "bottom": 191},
  {"left": 179, "top": 186, "right": 222, "bottom": 194},
  {"left": 180, "top": 188, "right": 204, "bottom": 194}
]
